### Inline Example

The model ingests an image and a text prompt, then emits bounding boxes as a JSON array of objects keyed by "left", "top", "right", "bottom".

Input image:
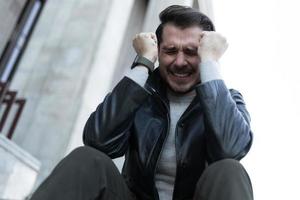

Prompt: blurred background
[{"left": 0, "top": 0, "right": 299, "bottom": 199}]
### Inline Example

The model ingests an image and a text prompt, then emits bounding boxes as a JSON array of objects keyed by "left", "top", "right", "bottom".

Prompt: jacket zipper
[
  {"left": 171, "top": 122, "right": 180, "bottom": 200},
  {"left": 149, "top": 87, "right": 198, "bottom": 200},
  {"left": 172, "top": 97, "right": 198, "bottom": 200},
  {"left": 150, "top": 87, "right": 171, "bottom": 200}
]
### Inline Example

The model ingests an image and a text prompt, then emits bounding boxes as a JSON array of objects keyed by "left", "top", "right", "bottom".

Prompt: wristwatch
[{"left": 131, "top": 55, "right": 155, "bottom": 74}]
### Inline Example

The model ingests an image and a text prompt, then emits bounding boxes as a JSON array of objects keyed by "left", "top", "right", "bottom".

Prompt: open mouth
[{"left": 170, "top": 71, "right": 191, "bottom": 78}]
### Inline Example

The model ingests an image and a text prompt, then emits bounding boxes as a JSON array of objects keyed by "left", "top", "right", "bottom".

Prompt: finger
[
  {"left": 150, "top": 33, "right": 157, "bottom": 40},
  {"left": 142, "top": 32, "right": 153, "bottom": 38},
  {"left": 199, "top": 33, "right": 205, "bottom": 43},
  {"left": 199, "top": 32, "right": 208, "bottom": 40}
]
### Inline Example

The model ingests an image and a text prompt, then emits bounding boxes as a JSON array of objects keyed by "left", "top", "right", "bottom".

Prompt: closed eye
[
  {"left": 163, "top": 47, "right": 178, "bottom": 55},
  {"left": 184, "top": 48, "right": 198, "bottom": 56}
]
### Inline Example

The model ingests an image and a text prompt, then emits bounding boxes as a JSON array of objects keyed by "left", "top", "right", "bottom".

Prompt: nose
[{"left": 174, "top": 51, "right": 187, "bottom": 67}]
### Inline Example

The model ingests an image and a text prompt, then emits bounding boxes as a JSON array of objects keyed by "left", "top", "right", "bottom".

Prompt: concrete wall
[
  {"left": 66, "top": 0, "right": 137, "bottom": 153},
  {"left": 0, "top": 135, "right": 40, "bottom": 199},
  {"left": 10, "top": 0, "right": 113, "bottom": 186},
  {"left": 111, "top": 0, "right": 148, "bottom": 87}
]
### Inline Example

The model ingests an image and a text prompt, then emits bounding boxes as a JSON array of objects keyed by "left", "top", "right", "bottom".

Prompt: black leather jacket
[{"left": 83, "top": 69, "right": 253, "bottom": 200}]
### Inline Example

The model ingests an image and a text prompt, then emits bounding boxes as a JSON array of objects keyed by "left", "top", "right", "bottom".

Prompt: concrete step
[{"left": 0, "top": 135, "right": 40, "bottom": 200}]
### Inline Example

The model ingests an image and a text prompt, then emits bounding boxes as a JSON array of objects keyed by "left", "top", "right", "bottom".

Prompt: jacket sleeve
[
  {"left": 196, "top": 80, "right": 253, "bottom": 163},
  {"left": 83, "top": 77, "right": 150, "bottom": 158}
]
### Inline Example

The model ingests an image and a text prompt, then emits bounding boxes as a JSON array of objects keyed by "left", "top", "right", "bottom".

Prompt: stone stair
[{"left": 0, "top": 135, "right": 40, "bottom": 200}]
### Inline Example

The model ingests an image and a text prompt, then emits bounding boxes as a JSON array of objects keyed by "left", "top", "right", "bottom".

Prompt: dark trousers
[{"left": 30, "top": 146, "right": 253, "bottom": 200}]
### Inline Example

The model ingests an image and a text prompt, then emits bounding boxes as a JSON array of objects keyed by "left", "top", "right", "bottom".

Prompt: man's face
[{"left": 158, "top": 24, "right": 202, "bottom": 94}]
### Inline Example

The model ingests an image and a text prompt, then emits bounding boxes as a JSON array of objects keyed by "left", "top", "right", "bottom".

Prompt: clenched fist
[
  {"left": 198, "top": 31, "right": 228, "bottom": 62},
  {"left": 133, "top": 32, "right": 158, "bottom": 63}
]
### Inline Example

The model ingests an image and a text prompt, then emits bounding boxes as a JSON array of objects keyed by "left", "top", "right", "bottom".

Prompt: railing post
[{"left": 0, "top": 81, "right": 26, "bottom": 139}]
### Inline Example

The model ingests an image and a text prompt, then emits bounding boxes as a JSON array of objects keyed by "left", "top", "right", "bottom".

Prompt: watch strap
[{"left": 131, "top": 55, "right": 155, "bottom": 73}]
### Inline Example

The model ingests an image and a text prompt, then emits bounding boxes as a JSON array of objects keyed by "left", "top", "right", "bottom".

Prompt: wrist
[
  {"left": 199, "top": 60, "right": 222, "bottom": 83},
  {"left": 141, "top": 53, "right": 157, "bottom": 63},
  {"left": 131, "top": 55, "right": 155, "bottom": 74}
]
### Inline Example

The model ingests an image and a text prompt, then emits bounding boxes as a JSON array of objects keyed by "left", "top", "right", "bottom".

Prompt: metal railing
[
  {"left": 0, "top": 82, "right": 26, "bottom": 139},
  {"left": 0, "top": 0, "right": 46, "bottom": 139}
]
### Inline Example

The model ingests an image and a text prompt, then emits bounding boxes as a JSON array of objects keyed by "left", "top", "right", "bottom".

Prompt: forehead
[{"left": 161, "top": 24, "right": 203, "bottom": 46}]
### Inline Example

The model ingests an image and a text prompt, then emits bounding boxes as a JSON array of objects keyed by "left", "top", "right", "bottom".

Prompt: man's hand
[
  {"left": 133, "top": 32, "right": 158, "bottom": 63},
  {"left": 198, "top": 31, "right": 228, "bottom": 62}
]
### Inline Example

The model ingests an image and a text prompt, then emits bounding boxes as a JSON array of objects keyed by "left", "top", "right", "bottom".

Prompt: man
[{"left": 31, "top": 5, "right": 253, "bottom": 200}]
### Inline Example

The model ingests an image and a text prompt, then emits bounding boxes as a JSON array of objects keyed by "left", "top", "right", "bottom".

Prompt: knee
[
  {"left": 211, "top": 159, "right": 244, "bottom": 170},
  {"left": 204, "top": 159, "right": 249, "bottom": 180},
  {"left": 69, "top": 146, "right": 108, "bottom": 159},
  {"left": 195, "top": 159, "right": 253, "bottom": 199},
  {"left": 66, "top": 146, "right": 113, "bottom": 169}
]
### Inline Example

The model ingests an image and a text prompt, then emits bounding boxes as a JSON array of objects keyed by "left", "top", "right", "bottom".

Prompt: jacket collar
[{"left": 145, "top": 68, "right": 168, "bottom": 102}]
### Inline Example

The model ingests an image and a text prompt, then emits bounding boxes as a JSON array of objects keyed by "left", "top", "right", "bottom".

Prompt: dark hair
[{"left": 155, "top": 5, "right": 215, "bottom": 46}]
